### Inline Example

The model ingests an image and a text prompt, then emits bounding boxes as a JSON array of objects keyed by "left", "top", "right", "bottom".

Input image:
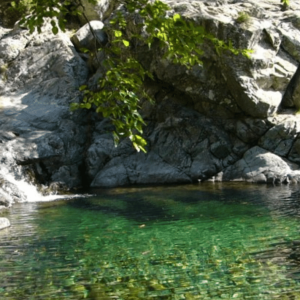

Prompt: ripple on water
[{"left": 0, "top": 183, "right": 300, "bottom": 299}]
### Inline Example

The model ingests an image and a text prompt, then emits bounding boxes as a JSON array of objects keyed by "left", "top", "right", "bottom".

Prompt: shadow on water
[
  {"left": 67, "top": 182, "right": 300, "bottom": 223},
  {"left": 1, "top": 182, "right": 300, "bottom": 300}
]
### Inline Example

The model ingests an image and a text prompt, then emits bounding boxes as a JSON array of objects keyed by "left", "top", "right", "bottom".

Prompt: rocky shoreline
[{"left": 0, "top": 0, "right": 300, "bottom": 207}]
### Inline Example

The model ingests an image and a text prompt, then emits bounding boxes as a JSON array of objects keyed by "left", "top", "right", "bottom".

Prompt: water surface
[{"left": 1, "top": 183, "right": 300, "bottom": 299}]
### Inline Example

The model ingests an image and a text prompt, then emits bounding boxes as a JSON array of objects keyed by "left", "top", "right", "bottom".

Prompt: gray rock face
[
  {"left": 0, "top": 20, "right": 89, "bottom": 205},
  {"left": 71, "top": 21, "right": 107, "bottom": 52},
  {"left": 2, "top": 0, "right": 300, "bottom": 201},
  {"left": 84, "top": 0, "right": 300, "bottom": 188},
  {"left": 78, "top": 0, "right": 119, "bottom": 23},
  {"left": 0, "top": 218, "right": 10, "bottom": 230},
  {"left": 221, "top": 146, "right": 300, "bottom": 183},
  {"left": 282, "top": 65, "right": 300, "bottom": 109}
]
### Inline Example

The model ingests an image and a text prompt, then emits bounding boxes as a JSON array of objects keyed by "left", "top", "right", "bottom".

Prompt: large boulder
[
  {"left": 141, "top": 0, "right": 297, "bottom": 119},
  {"left": 221, "top": 146, "right": 300, "bottom": 183},
  {"left": 87, "top": 96, "right": 248, "bottom": 186}
]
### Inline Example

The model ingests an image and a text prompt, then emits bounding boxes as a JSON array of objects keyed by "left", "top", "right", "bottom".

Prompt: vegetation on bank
[{"left": 10, "top": 0, "right": 254, "bottom": 152}]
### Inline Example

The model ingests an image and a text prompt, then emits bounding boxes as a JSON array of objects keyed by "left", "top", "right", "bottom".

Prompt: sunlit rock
[
  {"left": 0, "top": 218, "right": 10, "bottom": 230},
  {"left": 71, "top": 20, "right": 107, "bottom": 52},
  {"left": 222, "top": 146, "right": 300, "bottom": 183},
  {"left": 79, "top": 0, "right": 118, "bottom": 23}
]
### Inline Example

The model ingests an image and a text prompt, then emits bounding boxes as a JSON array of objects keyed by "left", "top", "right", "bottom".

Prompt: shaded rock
[
  {"left": 0, "top": 0, "right": 21, "bottom": 28},
  {"left": 91, "top": 152, "right": 192, "bottom": 188},
  {"left": 86, "top": 134, "right": 114, "bottom": 180},
  {"left": 124, "top": 152, "right": 192, "bottom": 185},
  {"left": 190, "top": 150, "right": 221, "bottom": 181},
  {"left": 88, "top": 98, "right": 239, "bottom": 187},
  {"left": 288, "top": 137, "right": 300, "bottom": 164},
  {"left": 51, "top": 165, "right": 82, "bottom": 188},
  {"left": 282, "top": 64, "right": 300, "bottom": 109},
  {"left": 91, "top": 156, "right": 130, "bottom": 187},
  {"left": 258, "top": 115, "right": 300, "bottom": 156},
  {"left": 235, "top": 118, "right": 270, "bottom": 143}
]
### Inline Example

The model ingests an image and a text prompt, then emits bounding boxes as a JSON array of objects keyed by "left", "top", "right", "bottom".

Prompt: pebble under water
[{"left": 0, "top": 183, "right": 300, "bottom": 300}]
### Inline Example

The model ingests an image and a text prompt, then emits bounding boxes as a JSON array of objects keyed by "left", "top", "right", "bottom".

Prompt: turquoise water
[{"left": 0, "top": 183, "right": 300, "bottom": 299}]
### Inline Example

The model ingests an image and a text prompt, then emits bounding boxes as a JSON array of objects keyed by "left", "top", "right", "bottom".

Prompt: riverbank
[{"left": 0, "top": 0, "right": 300, "bottom": 206}]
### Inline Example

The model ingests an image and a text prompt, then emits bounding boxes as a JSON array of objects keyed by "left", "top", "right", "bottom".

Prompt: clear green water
[{"left": 1, "top": 183, "right": 300, "bottom": 300}]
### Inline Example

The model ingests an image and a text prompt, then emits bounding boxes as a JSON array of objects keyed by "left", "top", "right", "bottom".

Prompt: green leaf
[
  {"left": 79, "top": 85, "right": 87, "bottom": 91},
  {"left": 122, "top": 40, "right": 130, "bottom": 47},
  {"left": 114, "top": 30, "right": 122, "bottom": 37},
  {"left": 70, "top": 103, "right": 79, "bottom": 111},
  {"left": 173, "top": 13, "right": 181, "bottom": 22},
  {"left": 52, "top": 26, "right": 58, "bottom": 35},
  {"left": 135, "top": 135, "right": 147, "bottom": 147},
  {"left": 79, "top": 47, "right": 89, "bottom": 53}
]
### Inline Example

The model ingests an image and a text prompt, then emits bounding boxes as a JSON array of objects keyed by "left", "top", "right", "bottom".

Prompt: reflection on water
[{"left": 0, "top": 183, "right": 300, "bottom": 299}]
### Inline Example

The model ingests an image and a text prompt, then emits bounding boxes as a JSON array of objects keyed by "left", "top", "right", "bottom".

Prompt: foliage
[
  {"left": 12, "top": 0, "right": 253, "bottom": 152},
  {"left": 0, "top": 64, "right": 9, "bottom": 82},
  {"left": 11, "top": 0, "right": 97, "bottom": 34},
  {"left": 236, "top": 12, "right": 251, "bottom": 24},
  {"left": 281, "top": 0, "right": 290, "bottom": 6}
]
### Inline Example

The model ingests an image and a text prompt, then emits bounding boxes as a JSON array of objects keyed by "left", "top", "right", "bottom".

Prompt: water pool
[{"left": 0, "top": 183, "right": 300, "bottom": 299}]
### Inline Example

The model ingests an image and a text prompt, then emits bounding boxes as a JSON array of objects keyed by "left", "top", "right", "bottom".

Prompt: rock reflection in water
[{"left": 0, "top": 183, "right": 300, "bottom": 299}]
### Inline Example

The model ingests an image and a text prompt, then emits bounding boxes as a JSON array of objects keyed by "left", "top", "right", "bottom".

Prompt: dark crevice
[{"left": 281, "top": 63, "right": 300, "bottom": 109}]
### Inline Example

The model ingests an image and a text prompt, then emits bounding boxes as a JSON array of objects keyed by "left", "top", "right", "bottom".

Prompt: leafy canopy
[{"left": 12, "top": 0, "right": 252, "bottom": 152}]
